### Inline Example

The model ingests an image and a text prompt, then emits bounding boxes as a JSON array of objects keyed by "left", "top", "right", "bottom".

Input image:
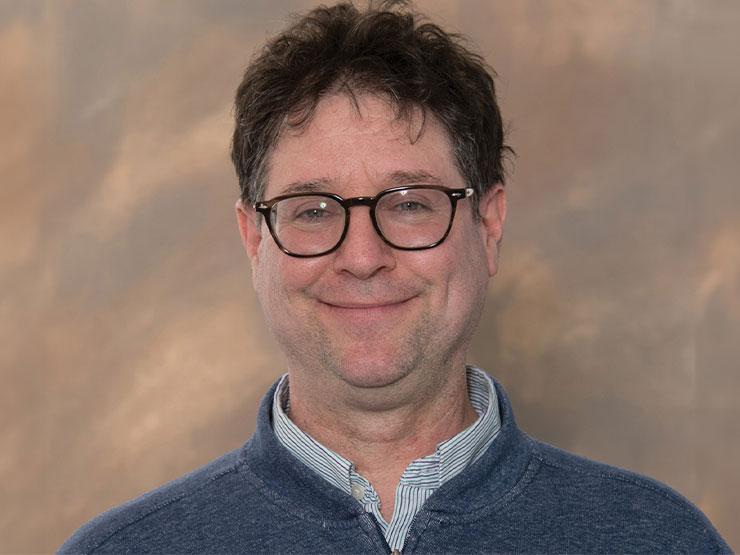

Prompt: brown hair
[{"left": 231, "top": 1, "right": 511, "bottom": 215}]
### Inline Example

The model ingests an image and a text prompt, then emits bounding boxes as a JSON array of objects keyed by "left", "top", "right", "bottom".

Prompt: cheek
[
  {"left": 253, "top": 246, "right": 288, "bottom": 311},
  {"left": 253, "top": 246, "right": 323, "bottom": 307},
  {"left": 415, "top": 243, "right": 485, "bottom": 309},
  {"left": 445, "top": 233, "right": 490, "bottom": 305}
]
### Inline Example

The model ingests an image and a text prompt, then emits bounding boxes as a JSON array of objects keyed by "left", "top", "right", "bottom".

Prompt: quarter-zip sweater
[
  {"left": 272, "top": 367, "right": 501, "bottom": 552},
  {"left": 59, "top": 375, "right": 730, "bottom": 554}
]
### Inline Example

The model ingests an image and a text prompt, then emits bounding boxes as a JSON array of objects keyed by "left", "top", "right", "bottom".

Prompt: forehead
[{"left": 265, "top": 94, "right": 462, "bottom": 197}]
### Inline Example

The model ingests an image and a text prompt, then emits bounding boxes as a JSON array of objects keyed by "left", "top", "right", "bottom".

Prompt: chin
[
  {"left": 339, "top": 370, "right": 407, "bottom": 390},
  {"left": 330, "top": 350, "right": 420, "bottom": 391},
  {"left": 305, "top": 320, "right": 433, "bottom": 391}
]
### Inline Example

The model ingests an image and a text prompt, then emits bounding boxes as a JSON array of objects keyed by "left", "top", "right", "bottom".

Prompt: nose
[{"left": 331, "top": 207, "right": 396, "bottom": 279}]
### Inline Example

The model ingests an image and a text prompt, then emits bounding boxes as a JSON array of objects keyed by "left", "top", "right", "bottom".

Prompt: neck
[{"left": 286, "top": 366, "right": 477, "bottom": 520}]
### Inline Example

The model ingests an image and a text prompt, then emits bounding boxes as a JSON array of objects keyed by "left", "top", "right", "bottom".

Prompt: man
[{"left": 60, "top": 2, "right": 729, "bottom": 553}]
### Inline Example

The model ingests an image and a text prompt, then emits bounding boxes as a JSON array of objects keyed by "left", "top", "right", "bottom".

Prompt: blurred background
[{"left": 1, "top": 0, "right": 738, "bottom": 552}]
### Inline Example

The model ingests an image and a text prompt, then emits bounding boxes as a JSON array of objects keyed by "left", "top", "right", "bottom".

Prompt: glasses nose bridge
[
  {"left": 343, "top": 195, "right": 380, "bottom": 224},
  {"left": 340, "top": 195, "right": 387, "bottom": 245},
  {"left": 343, "top": 196, "right": 378, "bottom": 211}
]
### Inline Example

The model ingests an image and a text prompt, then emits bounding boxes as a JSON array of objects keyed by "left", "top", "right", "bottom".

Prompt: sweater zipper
[
  {"left": 394, "top": 511, "right": 423, "bottom": 555},
  {"left": 360, "top": 512, "right": 394, "bottom": 554}
]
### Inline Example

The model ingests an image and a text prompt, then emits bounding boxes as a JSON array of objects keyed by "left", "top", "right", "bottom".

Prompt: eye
[
  {"left": 276, "top": 197, "right": 342, "bottom": 225},
  {"left": 299, "top": 206, "right": 329, "bottom": 219},
  {"left": 393, "top": 200, "right": 429, "bottom": 215},
  {"left": 385, "top": 190, "right": 436, "bottom": 215},
  {"left": 396, "top": 200, "right": 428, "bottom": 212},
  {"left": 293, "top": 201, "right": 331, "bottom": 221}
]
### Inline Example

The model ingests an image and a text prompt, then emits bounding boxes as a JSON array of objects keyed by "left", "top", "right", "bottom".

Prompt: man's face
[{"left": 238, "top": 94, "right": 505, "bottom": 406}]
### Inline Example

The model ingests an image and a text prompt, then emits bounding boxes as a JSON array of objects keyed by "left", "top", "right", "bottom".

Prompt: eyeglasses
[{"left": 254, "top": 185, "right": 474, "bottom": 258}]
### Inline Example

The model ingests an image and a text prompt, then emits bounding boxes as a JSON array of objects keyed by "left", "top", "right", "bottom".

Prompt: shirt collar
[{"left": 271, "top": 366, "right": 501, "bottom": 495}]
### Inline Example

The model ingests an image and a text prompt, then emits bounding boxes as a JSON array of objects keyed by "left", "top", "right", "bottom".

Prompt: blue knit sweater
[{"left": 59, "top": 377, "right": 730, "bottom": 554}]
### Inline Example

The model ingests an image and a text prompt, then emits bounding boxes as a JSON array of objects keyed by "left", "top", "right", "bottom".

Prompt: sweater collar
[
  {"left": 237, "top": 372, "right": 533, "bottom": 521},
  {"left": 270, "top": 367, "right": 501, "bottom": 495}
]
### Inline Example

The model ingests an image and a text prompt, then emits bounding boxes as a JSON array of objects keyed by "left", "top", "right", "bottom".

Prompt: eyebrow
[
  {"left": 279, "top": 179, "right": 336, "bottom": 195},
  {"left": 275, "top": 170, "right": 445, "bottom": 197},
  {"left": 385, "top": 170, "right": 445, "bottom": 187}
]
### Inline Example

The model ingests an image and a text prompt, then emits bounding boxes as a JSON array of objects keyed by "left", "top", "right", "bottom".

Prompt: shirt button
[{"left": 350, "top": 484, "right": 364, "bottom": 500}]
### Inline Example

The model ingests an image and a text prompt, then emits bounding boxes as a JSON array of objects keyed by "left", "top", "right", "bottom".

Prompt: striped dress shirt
[{"left": 271, "top": 366, "right": 501, "bottom": 552}]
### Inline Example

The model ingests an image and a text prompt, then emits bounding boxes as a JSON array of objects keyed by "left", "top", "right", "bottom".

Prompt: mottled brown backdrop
[{"left": 1, "top": 1, "right": 738, "bottom": 552}]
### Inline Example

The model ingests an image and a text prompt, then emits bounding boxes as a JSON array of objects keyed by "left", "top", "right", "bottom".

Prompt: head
[
  {"left": 232, "top": 1, "right": 509, "bottom": 411},
  {"left": 231, "top": 0, "right": 511, "bottom": 216}
]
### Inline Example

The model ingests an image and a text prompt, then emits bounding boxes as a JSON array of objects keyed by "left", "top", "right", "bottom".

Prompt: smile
[
  {"left": 317, "top": 298, "right": 415, "bottom": 325},
  {"left": 324, "top": 299, "right": 412, "bottom": 309}
]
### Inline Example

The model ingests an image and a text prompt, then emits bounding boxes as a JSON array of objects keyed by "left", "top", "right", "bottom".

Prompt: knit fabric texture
[
  {"left": 59, "top": 375, "right": 731, "bottom": 554},
  {"left": 271, "top": 366, "right": 501, "bottom": 551}
]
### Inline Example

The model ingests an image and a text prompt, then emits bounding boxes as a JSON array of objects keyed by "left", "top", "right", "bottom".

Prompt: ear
[
  {"left": 478, "top": 184, "right": 507, "bottom": 277},
  {"left": 235, "top": 198, "right": 262, "bottom": 269}
]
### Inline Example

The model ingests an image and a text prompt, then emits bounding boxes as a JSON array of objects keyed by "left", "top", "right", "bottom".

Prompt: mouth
[
  {"left": 317, "top": 297, "right": 416, "bottom": 326},
  {"left": 323, "top": 299, "right": 412, "bottom": 309}
]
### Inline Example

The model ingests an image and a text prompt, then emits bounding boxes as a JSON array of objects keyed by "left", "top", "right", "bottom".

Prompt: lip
[
  {"left": 323, "top": 299, "right": 412, "bottom": 309},
  {"left": 316, "top": 297, "right": 415, "bottom": 326}
]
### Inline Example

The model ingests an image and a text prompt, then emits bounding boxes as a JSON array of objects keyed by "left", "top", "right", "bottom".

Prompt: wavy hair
[{"left": 231, "top": 1, "right": 512, "bottom": 216}]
